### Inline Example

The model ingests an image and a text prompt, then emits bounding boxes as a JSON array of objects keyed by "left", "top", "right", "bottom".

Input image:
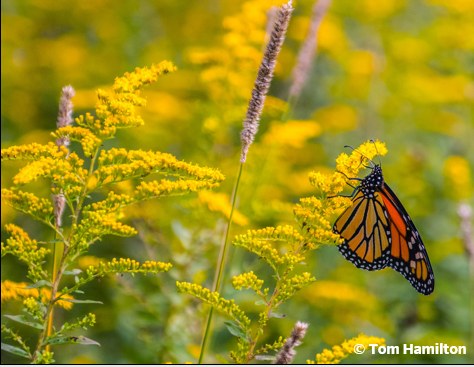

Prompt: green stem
[
  {"left": 198, "top": 162, "right": 244, "bottom": 364},
  {"left": 45, "top": 231, "right": 59, "bottom": 353}
]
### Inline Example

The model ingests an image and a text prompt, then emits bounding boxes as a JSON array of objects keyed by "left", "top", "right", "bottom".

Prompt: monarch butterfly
[{"left": 332, "top": 143, "right": 434, "bottom": 295}]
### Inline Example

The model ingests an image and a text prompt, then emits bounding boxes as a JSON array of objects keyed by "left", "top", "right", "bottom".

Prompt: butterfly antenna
[
  {"left": 344, "top": 145, "right": 375, "bottom": 168},
  {"left": 370, "top": 139, "right": 382, "bottom": 167}
]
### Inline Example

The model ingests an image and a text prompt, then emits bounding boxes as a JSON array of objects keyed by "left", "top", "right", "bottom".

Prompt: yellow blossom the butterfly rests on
[
  {"left": 1, "top": 61, "right": 225, "bottom": 364},
  {"left": 296, "top": 140, "right": 388, "bottom": 246}
]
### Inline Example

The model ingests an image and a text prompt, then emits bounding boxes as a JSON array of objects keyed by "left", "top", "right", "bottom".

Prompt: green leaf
[
  {"left": 215, "top": 354, "right": 230, "bottom": 364},
  {"left": 23, "top": 280, "right": 52, "bottom": 289},
  {"left": 44, "top": 336, "right": 100, "bottom": 346},
  {"left": 224, "top": 321, "right": 250, "bottom": 343},
  {"left": 48, "top": 239, "right": 63, "bottom": 244},
  {"left": 255, "top": 355, "right": 277, "bottom": 361},
  {"left": 74, "top": 290, "right": 85, "bottom": 294},
  {"left": 1, "top": 343, "right": 29, "bottom": 358},
  {"left": 63, "top": 269, "right": 82, "bottom": 275},
  {"left": 61, "top": 299, "right": 103, "bottom": 304},
  {"left": 4, "top": 315, "right": 45, "bottom": 330},
  {"left": 255, "top": 300, "right": 267, "bottom": 306},
  {"left": 269, "top": 312, "right": 285, "bottom": 319}
]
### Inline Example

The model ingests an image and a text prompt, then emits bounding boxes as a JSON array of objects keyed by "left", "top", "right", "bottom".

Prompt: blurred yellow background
[{"left": 1, "top": 0, "right": 473, "bottom": 364}]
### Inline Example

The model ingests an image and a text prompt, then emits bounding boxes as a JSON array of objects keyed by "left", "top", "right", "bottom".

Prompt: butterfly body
[{"left": 333, "top": 164, "right": 435, "bottom": 295}]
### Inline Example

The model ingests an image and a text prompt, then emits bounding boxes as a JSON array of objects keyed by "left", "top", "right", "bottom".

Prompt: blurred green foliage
[{"left": 1, "top": 0, "right": 473, "bottom": 364}]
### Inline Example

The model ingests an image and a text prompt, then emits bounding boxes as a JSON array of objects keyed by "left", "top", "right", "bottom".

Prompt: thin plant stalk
[
  {"left": 199, "top": 163, "right": 243, "bottom": 364},
  {"left": 45, "top": 232, "right": 59, "bottom": 353},
  {"left": 199, "top": 1, "right": 293, "bottom": 361}
]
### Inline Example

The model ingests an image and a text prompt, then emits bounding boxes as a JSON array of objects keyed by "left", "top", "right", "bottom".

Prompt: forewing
[{"left": 334, "top": 191, "right": 390, "bottom": 271}]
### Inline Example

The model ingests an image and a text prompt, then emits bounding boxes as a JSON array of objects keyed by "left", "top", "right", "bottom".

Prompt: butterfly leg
[
  {"left": 328, "top": 187, "right": 360, "bottom": 199},
  {"left": 336, "top": 170, "right": 362, "bottom": 189}
]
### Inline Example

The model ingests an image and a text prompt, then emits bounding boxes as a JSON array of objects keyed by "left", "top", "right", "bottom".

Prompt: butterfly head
[{"left": 359, "top": 165, "right": 384, "bottom": 198}]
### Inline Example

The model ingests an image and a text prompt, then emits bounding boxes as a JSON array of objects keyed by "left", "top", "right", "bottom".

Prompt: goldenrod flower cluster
[
  {"left": 1, "top": 225, "right": 50, "bottom": 282},
  {"left": 23, "top": 297, "right": 43, "bottom": 319},
  {"left": 87, "top": 192, "right": 134, "bottom": 214},
  {"left": 2, "top": 190, "right": 54, "bottom": 225},
  {"left": 87, "top": 258, "right": 173, "bottom": 277},
  {"left": 293, "top": 140, "right": 388, "bottom": 246},
  {"left": 229, "top": 339, "right": 254, "bottom": 364},
  {"left": 12, "top": 153, "right": 87, "bottom": 199},
  {"left": 233, "top": 239, "right": 285, "bottom": 272},
  {"left": 234, "top": 226, "right": 305, "bottom": 246},
  {"left": 95, "top": 148, "right": 225, "bottom": 187},
  {"left": 256, "top": 336, "right": 286, "bottom": 356},
  {"left": 232, "top": 271, "right": 264, "bottom": 292},
  {"left": 36, "top": 350, "right": 54, "bottom": 364},
  {"left": 134, "top": 179, "right": 220, "bottom": 202},
  {"left": 52, "top": 126, "right": 101, "bottom": 157},
  {"left": 176, "top": 282, "right": 251, "bottom": 328},
  {"left": 75, "top": 211, "right": 137, "bottom": 246},
  {"left": 309, "top": 140, "right": 387, "bottom": 197},
  {"left": 88, "top": 61, "right": 176, "bottom": 137},
  {"left": 1, "top": 142, "right": 68, "bottom": 161},
  {"left": 307, "top": 334, "right": 386, "bottom": 364},
  {"left": 275, "top": 273, "right": 316, "bottom": 304},
  {"left": 1, "top": 280, "right": 73, "bottom": 310}
]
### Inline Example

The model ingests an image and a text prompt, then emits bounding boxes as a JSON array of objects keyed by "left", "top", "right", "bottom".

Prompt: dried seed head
[
  {"left": 289, "top": 0, "right": 332, "bottom": 100},
  {"left": 53, "top": 85, "right": 75, "bottom": 227},
  {"left": 52, "top": 193, "right": 66, "bottom": 227},
  {"left": 56, "top": 85, "right": 75, "bottom": 148},
  {"left": 240, "top": 1, "right": 294, "bottom": 163},
  {"left": 273, "top": 321, "right": 309, "bottom": 364}
]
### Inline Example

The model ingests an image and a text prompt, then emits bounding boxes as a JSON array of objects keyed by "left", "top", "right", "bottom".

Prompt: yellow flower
[
  {"left": 134, "top": 179, "right": 220, "bottom": 202},
  {"left": 307, "top": 334, "right": 385, "bottom": 364},
  {"left": 1, "top": 142, "right": 68, "bottom": 161},
  {"left": 177, "top": 282, "right": 251, "bottom": 328},
  {"left": 94, "top": 148, "right": 225, "bottom": 188},
  {"left": 90, "top": 257, "right": 172, "bottom": 277},
  {"left": 233, "top": 271, "right": 264, "bottom": 292},
  {"left": 89, "top": 61, "right": 176, "bottom": 138},
  {"left": 276, "top": 272, "right": 316, "bottom": 303},
  {"left": 1, "top": 190, "right": 54, "bottom": 224},
  {"left": 52, "top": 126, "right": 101, "bottom": 157},
  {"left": 293, "top": 140, "right": 387, "bottom": 246},
  {"left": 1, "top": 280, "right": 73, "bottom": 310}
]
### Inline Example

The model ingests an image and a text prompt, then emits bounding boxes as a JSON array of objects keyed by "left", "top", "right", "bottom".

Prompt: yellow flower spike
[
  {"left": 275, "top": 273, "right": 316, "bottom": 304},
  {"left": 2, "top": 190, "right": 55, "bottom": 225},
  {"left": 177, "top": 282, "right": 251, "bottom": 328},
  {"left": 232, "top": 271, "right": 264, "bottom": 292},
  {"left": 307, "top": 334, "right": 385, "bottom": 364},
  {"left": 1, "top": 142, "right": 69, "bottom": 161},
  {"left": 52, "top": 126, "right": 101, "bottom": 157}
]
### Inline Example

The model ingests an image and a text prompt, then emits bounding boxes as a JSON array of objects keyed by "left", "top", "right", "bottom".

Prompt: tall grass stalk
[
  {"left": 251, "top": 0, "right": 331, "bottom": 204},
  {"left": 198, "top": 2, "right": 293, "bottom": 363}
]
